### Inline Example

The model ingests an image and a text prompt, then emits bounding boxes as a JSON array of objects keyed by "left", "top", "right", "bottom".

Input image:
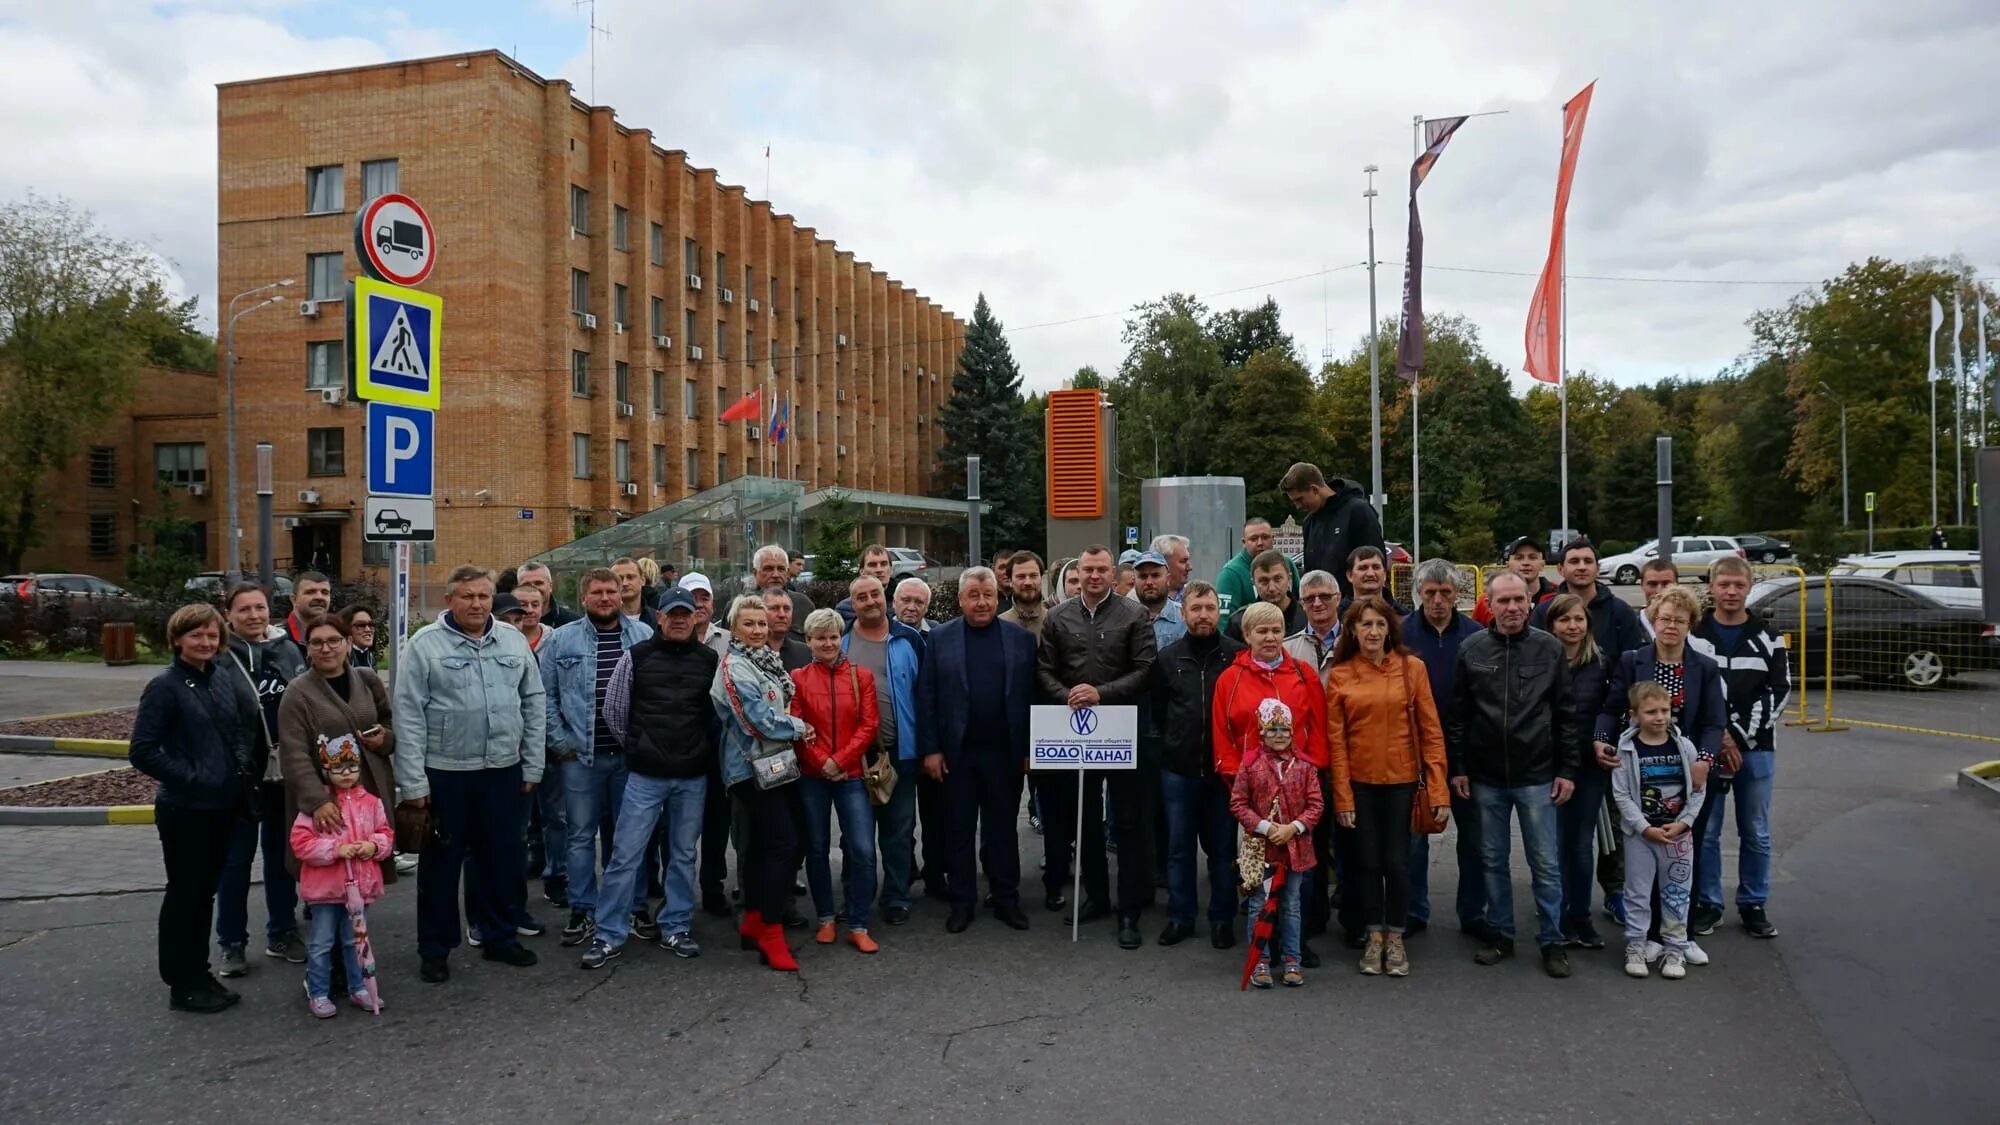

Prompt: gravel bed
[
  {"left": 0, "top": 767, "right": 156, "bottom": 807},
  {"left": 0, "top": 708, "right": 136, "bottom": 741}
]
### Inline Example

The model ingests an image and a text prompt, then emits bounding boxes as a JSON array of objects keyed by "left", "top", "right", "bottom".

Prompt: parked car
[
  {"left": 1747, "top": 573, "right": 2000, "bottom": 689},
  {"left": 1384, "top": 542, "right": 1413, "bottom": 565},
  {"left": 186, "top": 572, "right": 295, "bottom": 598},
  {"left": 1600, "top": 537, "right": 1746, "bottom": 584},
  {"left": 2, "top": 573, "right": 138, "bottom": 605},
  {"left": 886, "top": 547, "right": 928, "bottom": 580},
  {"left": 1732, "top": 534, "right": 1794, "bottom": 564},
  {"left": 1830, "top": 550, "right": 1982, "bottom": 613}
]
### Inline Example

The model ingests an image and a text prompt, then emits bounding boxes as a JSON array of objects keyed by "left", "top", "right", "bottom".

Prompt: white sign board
[
  {"left": 1029, "top": 704, "right": 1138, "bottom": 770},
  {"left": 365, "top": 495, "right": 435, "bottom": 542}
]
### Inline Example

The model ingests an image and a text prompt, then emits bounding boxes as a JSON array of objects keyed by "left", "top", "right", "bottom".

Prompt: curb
[
  {"left": 1958, "top": 759, "right": 2000, "bottom": 809},
  {"left": 0, "top": 804, "right": 154, "bottom": 826},
  {"left": 0, "top": 735, "right": 130, "bottom": 758}
]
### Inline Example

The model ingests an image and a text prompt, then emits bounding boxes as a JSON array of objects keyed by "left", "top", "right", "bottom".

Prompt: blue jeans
[
  {"left": 305, "top": 902, "right": 366, "bottom": 1000},
  {"left": 1245, "top": 867, "right": 1303, "bottom": 966},
  {"left": 1473, "top": 781, "right": 1564, "bottom": 948},
  {"left": 800, "top": 775, "right": 878, "bottom": 930},
  {"left": 1558, "top": 764, "right": 1612, "bottom": 923},
  {"left": 1409, "top": 785, "right": 1485, "bottom": 928},
  {"left": 525, "top": 754, "right": 566, "bottom": 880},
  {"left": 562, "top": 753, "right": 632, "bottom": 915},
  {"left": 216, "top": 781, "right": 298, "bottom": 947},
  {"left": 1160, "top": 769, "right": 1236, "bottom": 928},
  {"left": 1698, "top": 751, "right": 1775, "bottom": 909},
  {"left": 595, "top": 773, "right": 707, "bottom": 947},
  {"left": 876, "top": 757, "right": 918, "bottom": 911}
]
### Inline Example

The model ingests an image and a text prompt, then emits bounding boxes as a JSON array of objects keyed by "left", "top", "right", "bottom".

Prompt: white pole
[
  {"left": 1365, "top": 169, "right": 1382, "bottom": 514},
  {"left": 1982, "top": 301, "right": 1990, "bottom": 448},
  {"left": 1071, "top": 771, "right": 1085, "bottom": 944},
  {"left": 1954, "top": 294, "right": 1966, "bottom": 524},
  {"left": 1559, "top": 237, "right": 1570, "bottom": 537},
  {"left": 1410, "top": 118, "right": 1422, "bottom": 566},
  {"left": 1931, "top": 377, "right": 1939, "bottom": 528}
]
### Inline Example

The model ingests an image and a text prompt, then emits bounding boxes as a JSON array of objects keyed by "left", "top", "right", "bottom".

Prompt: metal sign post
[
  {"left": 1865, "top": 490, "right": 1876, "bottom": 553},
  {"left": 1655, "top": 436, "right": 1674, "bottom": 571},
  {"left": 965, "top": 455, "right": 982, "bottom": 566}
]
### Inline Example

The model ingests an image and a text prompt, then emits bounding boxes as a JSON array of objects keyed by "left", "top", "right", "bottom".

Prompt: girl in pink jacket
[{"left": 289, "top": 734, "right": 393, "bottom": 1019}]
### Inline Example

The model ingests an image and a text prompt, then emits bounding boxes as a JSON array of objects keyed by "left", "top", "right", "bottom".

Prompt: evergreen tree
[
  {"left": 808, "top": 491, "right": 862, "bottom": 583},
  {"left": 936, "top": 294, "right": 1042, "bottom": 556},
  {"left": 1218, "top": 348, "right": 1328, "bottom": 520}
]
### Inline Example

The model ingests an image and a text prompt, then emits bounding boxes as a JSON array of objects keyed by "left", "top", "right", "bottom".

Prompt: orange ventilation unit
[{"left": 1045, "top": 388, "right": 1105, "bottom": 519}]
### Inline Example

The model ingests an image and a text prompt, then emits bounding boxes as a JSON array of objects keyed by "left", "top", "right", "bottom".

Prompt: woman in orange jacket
[
  {"left": 1212, "top": 601, "right": 1330, "bottom": 778},
  {"left": 789, "top": 609, "right": 882, "bottom": 953},
  {"left": 1325, "top": 595, "right": 1448, "bottom": 978}
]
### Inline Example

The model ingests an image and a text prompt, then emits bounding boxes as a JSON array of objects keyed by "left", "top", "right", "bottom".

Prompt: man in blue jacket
[
  {"left": 539, "top": 567, "right": 654, "bottom": 950},
  {"left": 843, "top": 575, "right": 926, "bottom": 925},
  {"left": 919, "top": 568, "right": 1036, "bottom": 933},
  {"left": 1401, "top": 559, "right": 1491, "bottom": 942}
]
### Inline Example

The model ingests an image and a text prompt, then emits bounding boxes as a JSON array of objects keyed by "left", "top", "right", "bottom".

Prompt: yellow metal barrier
[
  {"left": 1748, "top": 565, "right": 1812, "bottom": 729},
  {"left": 1810, "top": 564, "right": 2000, "bottom": 743}
]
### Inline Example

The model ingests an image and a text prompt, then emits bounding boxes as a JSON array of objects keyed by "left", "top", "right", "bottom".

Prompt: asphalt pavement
[
  {"left": 3, "top": 721, "right": 1995, "bottom": 1122},
  {"left": 0, "top": 661, "right": 153, "bottom": 722}
]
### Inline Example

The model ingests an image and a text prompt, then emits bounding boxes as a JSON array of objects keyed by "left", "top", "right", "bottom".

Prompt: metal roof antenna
[{"left": 574, "top": 0, "right": 612, "bottom": 103}]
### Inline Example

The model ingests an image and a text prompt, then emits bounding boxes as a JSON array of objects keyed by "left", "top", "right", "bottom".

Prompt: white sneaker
[
  {"left": 1660, "top": 952, "right": 1687, "bottom": 979},
  {"left": 394, "top": 853, "right": 418, "bottom": 874},
  {"left": 1643, "top": 940, "right": 1664, "bottom": 963},
  {"left": 1623, "top": 947, "right": 1650, "bottom": 978},
  {"left": 1682, "top": 940, "right": 1709, "bottom": 966}
]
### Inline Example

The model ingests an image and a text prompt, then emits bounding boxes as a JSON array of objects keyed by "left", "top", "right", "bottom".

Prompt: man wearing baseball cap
[
  {"left": 681, "top": 571, "right": 735, "bottom": 916},
  {"left": 1471, "top": 536, "right": 1559, "bottom": 626},
  {"left": 678, "top": 573, "right": 728, "bottom": 655}
]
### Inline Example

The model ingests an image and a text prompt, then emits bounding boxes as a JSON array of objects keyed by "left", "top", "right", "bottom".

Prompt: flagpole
[
  {"left": 1410, "top": 117, "right": 1423, "bottom": 566},
  {"left": 1981, "top": 301, "right": 1990, "bottom": 449},
  {"left": 1954, "top": 293, "right": 1965, "bottom": 525},
  {"left": 1560, "top": 236, "right": 1570, "bottom": 539}
]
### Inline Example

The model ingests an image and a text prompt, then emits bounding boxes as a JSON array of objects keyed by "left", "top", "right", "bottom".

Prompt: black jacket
[
  {"left": 1693, "top": 612, "right": 1792, "bottom": 754},
  {"left": 1301, "top": 478, "right": 1385, "bottom": 596},
  {"left": 1533, "top": 582, "right": 1646, "bottom": 657},
  {"left": 129, "top": 658, "right": 258, "bottom": 812},
  {"left": 1035, "top": 592, "right": 1157, "bottom": 704},
  {"left": 1223, "top": 598, "right": 1306, "bottom": 643},
  {"left": 1567, "top": 651, "right": 1612, "bottom": 746},
  {"left": 1149, "top": 632, "right": 1246, "bottom": 778},
  {"left": 624, "top": 632, "right": 721, "bottom": 779},
  {"left": 1447, "top": 625, "right": 1581, "bottom": 786},
  {"left": 776, "top": 637, "right": 812, "bottom": 672}
]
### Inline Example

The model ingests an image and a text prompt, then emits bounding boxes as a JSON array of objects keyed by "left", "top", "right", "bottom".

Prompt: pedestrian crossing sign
[{"left": 349, "top": 276, "right": 442, "bottom": 409}]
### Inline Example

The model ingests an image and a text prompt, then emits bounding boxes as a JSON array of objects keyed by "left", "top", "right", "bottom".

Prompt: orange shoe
[
  {"left": 815, "top": 920, "right": 837, "bottom": 945},
  {"left": 847, "top": 931, "right": 879, "bottom": 955}
]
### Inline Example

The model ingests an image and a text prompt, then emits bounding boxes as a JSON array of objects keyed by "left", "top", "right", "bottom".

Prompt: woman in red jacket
[
  {"left": 789, "top": 609, "right": 882, "bottom": 953},
  {"left": 1212, "top": 601, "right": 1330, "bottom": 779}
]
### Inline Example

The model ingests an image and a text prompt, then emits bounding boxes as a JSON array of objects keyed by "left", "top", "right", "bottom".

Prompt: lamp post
[
  {"left": 1818, "top": 382, "right": 1849, "bottom": 527},
  {"left": 224, "top": 280, "right": 293, "bottom": 579},
  {"left": 1363, "top": 165, "right": 1383, "bottom": 515}
]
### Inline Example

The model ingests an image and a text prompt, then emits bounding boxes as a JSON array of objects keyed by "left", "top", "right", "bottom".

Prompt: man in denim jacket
[{"left": 394, "top": 564, "right": 548, "bottom": 983}]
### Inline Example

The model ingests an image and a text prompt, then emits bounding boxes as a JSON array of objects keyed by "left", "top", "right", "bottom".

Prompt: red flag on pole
[
  {"left": 1523, "top": 81, "right": 1596, "bottom": 384},
  {"left": 719, "top": 388, "right": 761, "bottom": 422}
]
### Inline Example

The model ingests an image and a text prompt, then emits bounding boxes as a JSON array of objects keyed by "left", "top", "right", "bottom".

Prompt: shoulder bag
[
  {"left": 854, "top": 664, "right": 897, "bottom": 806},
  {"left": 721, "top": 654, "right": 801, "bottom": 790},
  {"left": 1405, "top": 660, "right": 1448, "bottom": 835}
]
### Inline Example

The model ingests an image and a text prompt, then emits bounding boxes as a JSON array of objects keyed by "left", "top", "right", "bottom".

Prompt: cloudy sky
[{"left": 4, "top": 0, "right": 1994, "bottom": 392}]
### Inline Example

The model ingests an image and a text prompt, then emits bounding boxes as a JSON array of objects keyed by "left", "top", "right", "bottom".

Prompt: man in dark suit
[{"left": 920, "top": 567, "right": 1037, "bottom": 933}]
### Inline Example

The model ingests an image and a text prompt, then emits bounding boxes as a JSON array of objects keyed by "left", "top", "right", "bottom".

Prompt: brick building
[{"left": 216, "top": 50, "right": 963, "bottom": 580}]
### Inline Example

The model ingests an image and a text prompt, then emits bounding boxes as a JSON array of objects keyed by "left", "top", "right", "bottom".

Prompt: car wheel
[
  {"left": 1902, "top": 648, "right": 1946, "bottom": 689},
  {"left": 1759, "top": 551, "right": 1778, "bottom": 564},
  {"left": 1615, "top": 565, "right": 1639, "bottom": 585}
]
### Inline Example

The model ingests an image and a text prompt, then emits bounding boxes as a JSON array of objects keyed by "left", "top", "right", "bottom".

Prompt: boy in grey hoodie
[{"left": 1611, "top": 681, "right": 1707, "bottom": 980}]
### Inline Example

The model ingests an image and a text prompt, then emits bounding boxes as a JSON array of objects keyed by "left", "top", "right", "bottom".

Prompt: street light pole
[
  {"left": 1818, "top": 383, "right": 1849, "bottom": 527},
  {"left": 1364, "top": 165, "right": 1383, "bottom": 514},
  {"left": 224, "top": 279, "right": 293, "bottom": 580}
]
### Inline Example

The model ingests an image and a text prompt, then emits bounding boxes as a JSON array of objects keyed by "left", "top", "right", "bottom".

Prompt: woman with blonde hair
[{"left": 1542, "top": 592, "right": 1613, "bottom": 948}]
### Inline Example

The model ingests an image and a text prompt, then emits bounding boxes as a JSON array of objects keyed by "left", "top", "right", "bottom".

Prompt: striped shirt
[{"left": 593, "top": 622, "right": 625, "bottom": 756}]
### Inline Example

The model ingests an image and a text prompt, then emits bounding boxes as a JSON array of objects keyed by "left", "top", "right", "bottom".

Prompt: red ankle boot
[
  {"left": 739, "top": 909, "right": 764, "bottom": 951},
  {"left": 756, "top": 920, "right": 799, "bottom": 972}
]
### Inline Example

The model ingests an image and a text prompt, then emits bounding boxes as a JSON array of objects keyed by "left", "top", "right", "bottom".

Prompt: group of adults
[{"left": 129, "top": 457, "right": 1788, "bottom": 1012}]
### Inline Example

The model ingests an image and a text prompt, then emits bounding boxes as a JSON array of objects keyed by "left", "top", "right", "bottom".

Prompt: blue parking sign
[{"left": 366, "top": 400, "right": 434, "bottom": 498}]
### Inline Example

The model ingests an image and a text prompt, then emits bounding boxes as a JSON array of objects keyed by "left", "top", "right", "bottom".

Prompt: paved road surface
[
  {"left": 0, "top": 660, "right": 153, "bottom": 722},
  {"left": 0, "top": 723, "right": 1993, "bottom": 1123}
]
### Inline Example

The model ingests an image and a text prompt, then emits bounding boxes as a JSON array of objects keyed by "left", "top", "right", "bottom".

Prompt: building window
[
  {"left": 683, "top": 238, "right": 698, "bottom": 278},
  {"left": 650, "top": 297, "right": 664, "bottom": 337},
  {"left": 306, "top": 341, "right": 342, "bottom": 389},
  {"left": 613, "top": 284, "right": 629, "bottom": 329},
  {"left": 685, "top": 448, "right": 700, "bottom": 489},
  {"left": 569, "top": 185, "right": 589, "bottom": 233},
  {"left": 88, "top": 515, "right": 116, "bottom": 558},
  {"left": 572, "top": 433, "right": 591, "bottom": 478},
  {"left": 571, "top": 269, "right": 590, "bottom": 315},
  {"left": 746, "top": 329, "right": 755, "bottom": 363},
  {"left": 154, "top": 443, "right": 207, "bottom": 488},
  {"left": 652, "top": 444, "right": 666, "bottom": 485},
  {"left": 614, "top": 361, "right": 631, "bottom": 406},
  {"left": 612, "top": 205, "right": 629, "bottom": 251},
  {"left": 88, "top": 446, "right": 115, "bottom": 489},
  {"left": 307, "top": 428, "right": 345, "bottom": 477},
  {"left": 361, "top": 159, "right": 398, "bottom": 202},
  {"left": 684, "top": 378, "right": 698, "bottom": 419},
  {"left": 571, "top": 350, "right": 591, "bottom": 396},
  {"left": 614, "top": 439, "right": 631, "bottom": 482},
  {"left": 769, "top": 339, "right": 779, "bottom": 370},
  {"left": 714, "top": 251, "right": 726, "bottom": 288},
  {"left": 307, "top": 253, "right": 342, "bottom": 301},
  {"left": 306, "top": 164, "right": 344, "bottom": 213},
  {"left": 649, "top": 222, "right": 663, "bottom": 265},
  {"left": 716, "top": 386, "right": 729, "bottom": 418},
  {"left": 685, "top": 309, "right": 698, "bottom": 351},
  {"left": 717, "top": 452, "right": 728, "bottom": 483},
  {"left": 771, "top": 278, "right": 779, "bottom": 310},
  {"left": 716, "top": 319, "right": 728, "bottom": 359},
  {"left": 651, "top": 369, "right": 664, "bottom": 412}
]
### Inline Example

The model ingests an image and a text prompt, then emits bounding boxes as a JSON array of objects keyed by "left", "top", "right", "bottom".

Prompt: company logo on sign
[{"left": 1069, "top": 707, "right": 1098, "bottom": 736}]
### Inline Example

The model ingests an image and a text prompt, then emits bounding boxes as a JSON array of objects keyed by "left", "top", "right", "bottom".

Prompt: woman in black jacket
[
  {"left": 1543, "top": 592, "right": 1613, "bottom": 949},
  {"left": 129, "top": 603, "right": 259, "bottom": 1014}
]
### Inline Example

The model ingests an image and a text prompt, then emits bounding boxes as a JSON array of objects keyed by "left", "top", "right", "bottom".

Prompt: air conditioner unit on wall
[
  {"left": 614, "top": 322, "right": 625, "bottom": 335},
  {"left": 580, "top": 312, "right": 598, "bottom": 330},
  {"left": 720, "top": 288, "right": 734, "bottom": 304},
  {"left": 319, "top": 388, "right": 345, "bottom": 405},
  {"left": 618, "top": 402, "right": 634, "bottom": 417},
  {"left": 687, "top": 274, "right": 703, "bottom": 290},
  {"left": 622, "top": 482, "right": 638, "bottom": 496},
  {"left": 836, "top": 333, "right": 848, "bottom": 347},
  {"left": 654, "top": 335, "right": 672, "bottom": 349},
  {"left": 836, "top": 388, "right": 846, "bottom": 401},
  {"left": 689, "top": 344, "right": 704, "bottom": 360},
  {"left": 189, "top": 483, "right": 208, "bottom": 497},
  {"left": 837, "top": 444, "right": 848, "bottom": 457},
  {"left": 298, "top": 300, "right": 320, "bottom": 318},
  {"left": 298, "top": 489, "right": 321, "bottom": 505},
  {"left": 748, "top": 297, "right": 760, "bottom": 313}
]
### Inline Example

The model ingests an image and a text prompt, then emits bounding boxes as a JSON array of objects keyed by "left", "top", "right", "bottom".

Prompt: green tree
[
  {"left": 126, "top": 487, "right": 205, "bottom": 603},
  {"left": 935, "top": 294, "right": 1042, "bottom": 555},
  {"left": 1218, "top": 348, "right": 1328, "bottom": 519},
  {"left": 808, "top": 491, "right": 862, "bottom": 582},
  {"left": 1069, "top": 365, "right": 1103, "bottom": 389},
  {"left": 1439, "top": 473, "right": 1499, "bottom": 563},
  {"left": 1208, "top": 297, "right": 1294, "bottom": 370},
  {"left": 0, "top": 194, "right": 192, "bottom": 571}
]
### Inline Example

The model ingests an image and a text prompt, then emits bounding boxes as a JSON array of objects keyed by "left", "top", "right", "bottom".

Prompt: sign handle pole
[{"left": 1072, "top": 769, "right": 1085, "bottom": 944}]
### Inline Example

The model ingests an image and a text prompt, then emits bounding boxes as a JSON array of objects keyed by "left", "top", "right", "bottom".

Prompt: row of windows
[
  {"left": 306, "top": 160, "right": 398, "bottom": 215},
  {"left": 568, "top": 435, "right": 736, "bottom": 490}
]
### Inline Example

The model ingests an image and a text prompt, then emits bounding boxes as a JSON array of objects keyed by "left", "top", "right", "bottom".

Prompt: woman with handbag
[
  {"left": 789, "top": 608, "right": 883, "bottom": 953},
  {"left": 278, "top": 614, "right": 397, "bottom": 888},
  {"left": 711, "top": 595, "right": 815, "bottom": 972},
  {"left": 1325, "top": 595, "right": 1448, "bottom": 978}
]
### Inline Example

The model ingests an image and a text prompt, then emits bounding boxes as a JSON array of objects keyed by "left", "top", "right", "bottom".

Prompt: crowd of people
[{"left": 127, "top": 460, "right": 1789, "bottom": 1014}]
